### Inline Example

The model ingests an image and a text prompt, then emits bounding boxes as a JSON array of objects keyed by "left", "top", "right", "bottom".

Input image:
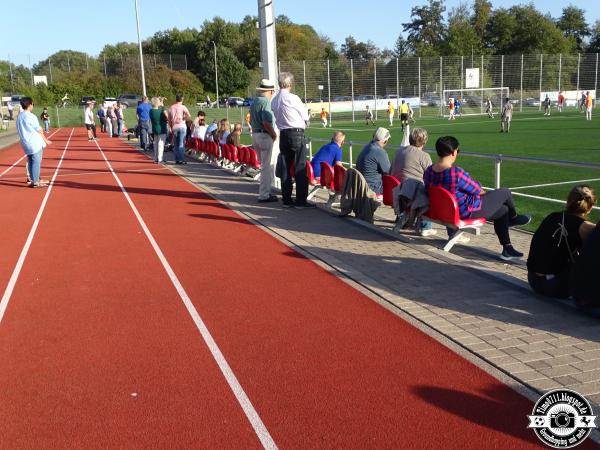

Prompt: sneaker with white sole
[
  {"left": 509, "top": 214, "right": 532, "bottom": 227},
  {"left": 420, "top": 228, "right": 438, "bottom": 237},
  {"left": 500, "top": 245, "right": 524, "bottom": 260}
]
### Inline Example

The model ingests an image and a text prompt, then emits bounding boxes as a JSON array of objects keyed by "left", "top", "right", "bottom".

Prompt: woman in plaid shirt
[{"left": 424, "top": 136, "right": 531, "bottom": 260}]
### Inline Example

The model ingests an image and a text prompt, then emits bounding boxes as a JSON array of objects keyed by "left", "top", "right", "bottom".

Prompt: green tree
[
  {"left": 556, "top": 6, "right": 589, "bottom": 52},
  {"left": 393, "top": 35, "right": 412, "bottom": 58},
  {"left": 402, "top": 0, "right": 447, "bottom": 56},
  {"left": 199, "top": 46, "right": 249, "bottom": 96},
  {"left": 445, "top": 3, "right": 484, "bottom": 56},
  {"left": 471, "top": 0, "right": 492, "bottom": 37},
  {"left": 341, "top": 36, "right": 380, "bottom": 60},
  {"left": 588, "top": 20, "right": 600, "bottom": 53}
]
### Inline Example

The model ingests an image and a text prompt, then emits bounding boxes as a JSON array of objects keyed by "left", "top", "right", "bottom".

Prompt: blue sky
[{"left": 6, "top": 0, "right": 600, "bottom": 66}]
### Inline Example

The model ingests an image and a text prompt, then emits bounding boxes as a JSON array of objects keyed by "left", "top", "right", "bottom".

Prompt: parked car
[
  {"left": 102, "top": 97, "right": 117, "bottom": 109},
  {"left": 117, "top": 94, "right": 143, "bottom": 108},
  {"left": 333, "top": 96, "right": 352, "bottom": 102},
  {"left": 227, "top": 97, "right": 244, "bottom": 107},
  {"left": 9, "top": 94, "right": 25, "bottom": 107},
  {"left": 243, "top": 97, "right": 254, "bottom": 107},
  {"left": 80, "top": 96, "right": 96, "bottom": 106},
  {"left": 524, "top": 97, "right": 540, "bottom": 107}
]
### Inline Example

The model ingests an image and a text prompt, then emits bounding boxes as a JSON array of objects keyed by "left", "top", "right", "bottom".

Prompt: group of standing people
[{"left": 94, "top": 102, "right": 125, "bottom": 138}]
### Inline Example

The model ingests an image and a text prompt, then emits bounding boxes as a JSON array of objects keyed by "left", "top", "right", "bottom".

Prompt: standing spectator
[
  {"left": 114, "top": 102, "right": 124, "bottom": 136},
  {"left": 250, "top": 79, "right": 278, "bottom": 203},
  {"left": 311, "top": 131, "right": 345, "bottom": 179},
  {"left": 40, "top": 107, "right": 50, "bottom": 133},
  {"left": 390, "top": 127, "right": 435, "bottom": 236},
  {"left": 226, "top": 123, "right": 243, "bottom": 147},
  {"left": 105, "top": 106, "right": 115, "bottom": 137},
  {"left": 387, "top": 101, "right": 395, "bottom": 127},
  {"left": 271, "top": 72, "right": 312, "bottom": 207},
  {"left": 97, "top": 104, "right": 106, "bottom": 132},
  {"left": 168, "top": 94, "right": 190, "bottom": 165},
  {"left": 320, "top": 108, "right": 328, "bottom": 128},
  {"left": 84, "top": 101, "right": 97, "bottom": 141},
  {"left": 585, "top": 91, "right": 593, "bottom": 121},
  {"left": 365, "top": 105, "right": 374, "bottom": 125},
  {"left": 527, "top": 185, "right": 596, "bottom": 299},
  {"left": 8, "top": 101, "right": 14, "bottom": 120},
  {"left": 136, "top": 96, "right": 152, "bottom": 151},
  {"left": 399, "top": 100, "right": 409, "bottom": 130},
  {"left": 557, "top": 91, "right": 565, "bottom": 113},
  {"left": 424, "top": 136, "right": 531, "bottom": 260},
  {"left": 192, "top": 111, "right": 207, "bottom": 139},
  {"left": 356, "top": 127, "right": 392, "bottom": 200},
  {"left": 543, "top": 94, "right": 551, "bottom": 116},
  {"left": 500, "top": 98, "right": 513, "bottom": 133},
  {"left": 16, "top": 97, "right": 53, "bottom": 188},
  {"left": 150, "top": 97, "right": 169, "bottom": 164}
]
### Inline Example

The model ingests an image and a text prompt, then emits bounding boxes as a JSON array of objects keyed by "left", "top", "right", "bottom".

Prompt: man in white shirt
[
  {"left": 84, "top": 101, "right": 97, "bottom": 141},
  {"left": 271, "top": 72, "right": 312, "bottom": 208}
]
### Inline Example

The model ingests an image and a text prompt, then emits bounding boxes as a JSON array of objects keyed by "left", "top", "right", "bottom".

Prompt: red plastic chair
[
  {"left": 248, "top": 148, "right": 261, "bottom": 169},
  {"left": 333, "top": 164, "right": 346, "bottom": 194},
  {"left": 382, "top": 175, "right": 401, "bottom": 207},
  {"left": 320, "top": 162, "right": 334, "bottom": 190}
]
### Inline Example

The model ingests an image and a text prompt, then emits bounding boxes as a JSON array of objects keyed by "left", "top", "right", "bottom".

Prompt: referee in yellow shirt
[{"left": 399, "top": 100, "right": 409, "bottom": 130}]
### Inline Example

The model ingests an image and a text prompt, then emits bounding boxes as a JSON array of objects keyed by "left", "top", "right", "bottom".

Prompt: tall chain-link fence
[{"left": 280, "top": 54, "right": 600, "bottom": 123}]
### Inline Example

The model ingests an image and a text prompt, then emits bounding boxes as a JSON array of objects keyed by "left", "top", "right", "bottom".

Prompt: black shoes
[
  {"left": 295, "top": 202, "right": 316, "bottom": 209},
  {"left": 258, "top": 195, "right": 278, "bottom": 203},
  {"left": 509, "top": 214, "right": 532, "bottom": 227},
  {"left": 500, "top": 244, "right": 524, "bottom": 260}
]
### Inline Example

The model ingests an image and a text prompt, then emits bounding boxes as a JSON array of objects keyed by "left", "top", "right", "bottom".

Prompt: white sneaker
[
  {"left": 456, "top": 234, "right": 471, "bottom": 243},
  {"left": 420, "top": 228, "right": 438, "bottom": 237}
]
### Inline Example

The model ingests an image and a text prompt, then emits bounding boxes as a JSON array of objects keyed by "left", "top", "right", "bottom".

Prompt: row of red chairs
[{"left": 186, "top": 138, "right": 261, "bottom": 170}]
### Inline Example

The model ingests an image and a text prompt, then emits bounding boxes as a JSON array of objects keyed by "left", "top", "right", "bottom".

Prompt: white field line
[
  {"left": 0, "top": 128, "right": 75, "bottom": 324},
  {"left": 0, "top": 129, "right": 61, "bottom": 177},
  {"left": 93, "top": 140, "right": 277, "bottom": 450},
  {"left": 509, "top": 178, "right": 600, "bottom": 190},
  {"left": 0, "top": 166, "right": 168, "bottom": 182},
  {"left": 498, "top": 189, "right": 600, "bottom": 211}
]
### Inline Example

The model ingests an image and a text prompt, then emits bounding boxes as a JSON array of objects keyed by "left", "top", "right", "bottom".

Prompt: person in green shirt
[{"left": 150, "top": 97, "right": 169, "bottom": 163}]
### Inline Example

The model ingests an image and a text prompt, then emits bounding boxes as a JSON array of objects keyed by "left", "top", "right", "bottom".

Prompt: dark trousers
[
  {"left": 99, "top": 117, "right": 106, "bottom": 132},
  {"left": 279, "top": 128, "right": 308, "bottom": 205},
  {"left": 470, "top": 188, "right": 516, "bottom": 245},
  {"left": 139, "top": 119, "right": 151, "bottom": 149},
  {"left": 528, "top": 271, "right": 570, "bottom": 299}
]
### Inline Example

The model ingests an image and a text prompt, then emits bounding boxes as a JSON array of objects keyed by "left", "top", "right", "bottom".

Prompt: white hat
[
  {"left": 256, "top": 79, "right": 276, "bottom": 91},
  {"left": 373, "top": 127, "right": 391, "bottom": 142}
]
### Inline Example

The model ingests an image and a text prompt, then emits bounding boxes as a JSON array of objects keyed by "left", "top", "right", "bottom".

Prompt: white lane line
[
  {"left": 93, "top": 140, "right": 278, "bottom": 450},
  {"left": 0, "top": 129, "right": 62, "bottom": 177},
  {"left": 0, "top": 128, "right": 75, "bottom": 324},
  {"left": 509, "top": 177, "right": 600, "bottom": 190},
  {"left": 0, "top": 166, "right": 168, "bottom": 182}
]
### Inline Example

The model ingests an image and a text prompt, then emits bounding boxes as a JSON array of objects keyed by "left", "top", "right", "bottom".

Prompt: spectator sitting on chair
[
  {"left": 356, "top": 127, "right": 391, "bottom": 200},
  {"left": 527, "top": 185, "right": 596, "bottom": 299},
  {"left": 391, "top": 127, "right": 435, "bottom": 236},
  {"left": 311, "top": 131, "right": 345, "bottom": 179},
  {"left": 226, "top": 123, "right": 243, "bottom": 146},
  {"left": 214, "top": 118, "right": 231, "bottom": 145},
  {"left": 192, "top": 111, "right": 207, "bottom": 139},
  {"left": 424, "top": 136, "right": 531, "bottom": 260},
  {"left": 205, "top": 119, "right": 218, "bottom": 141}
]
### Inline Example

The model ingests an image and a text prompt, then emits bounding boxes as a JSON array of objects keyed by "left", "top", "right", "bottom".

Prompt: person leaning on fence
[
  {"left": 271, "top": 71, "right": 313, "bottom": 208},
  {"left": 500, "top": 98, "right": 513, "bottom": 133},
  {"left": 527, "top": 185, "right": 596, "bottom": 300},
  {"left": 16, "top": 97, "right": 53, "bottom": 188},
  {"left": 356, "top": 127, "right": 392, "bottom": 201},
  {"left": 250, "top": 78, "right": 278, "bottom": 203},
  {"left": 424, "top": 136, "right": 531, "bottom": 260},
  {"left": 311, "top": 131, "right": 345, "bottom": 180},
  {"left": 391, "top": 127, "right": 435, "bottom": 236},
  {"left": 150, "top": 96, "right": 169, "bottom": 164}
]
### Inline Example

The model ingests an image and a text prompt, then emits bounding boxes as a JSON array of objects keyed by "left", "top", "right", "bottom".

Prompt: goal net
[{"left": 442, "top": 87, "right": 510, "bottom": 117}]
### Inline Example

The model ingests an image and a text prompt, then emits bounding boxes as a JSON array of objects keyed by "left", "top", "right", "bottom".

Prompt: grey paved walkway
[{"left": 163, "top": 152, "right": 600, "bottom": 413}]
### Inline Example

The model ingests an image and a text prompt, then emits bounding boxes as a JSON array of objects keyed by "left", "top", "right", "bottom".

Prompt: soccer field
[{"left": 303, "top": 109, "right": 600, "bottom": 231}]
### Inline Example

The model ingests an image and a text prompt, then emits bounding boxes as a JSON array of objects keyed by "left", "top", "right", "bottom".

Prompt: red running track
[{"left": 0, "top": 129, "right": 596, "bottom": 449}]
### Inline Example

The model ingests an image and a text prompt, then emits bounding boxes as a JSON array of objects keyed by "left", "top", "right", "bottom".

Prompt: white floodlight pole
[
  {"left": 257, "top": 0, "right": 278, "bottom": 84},
  {"left": 211, "top": 41, "right": 219, "bottom": 108},
  {"left": 134, "top": 0, "right": 147, "bottom": 96}
]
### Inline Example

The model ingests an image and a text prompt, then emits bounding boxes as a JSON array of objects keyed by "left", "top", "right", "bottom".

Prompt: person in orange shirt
[
  {"left": 585, "top": 91, "right": 593, "bottom": 121},
  {"left": 557, "top": 91, "right": 565, "bottom": 113},
  {"left": 448, "top": 98, "right": 455, "bottom": 121},
  {"left": 320, "top": 108, "right": 329, "bottom": 127}
]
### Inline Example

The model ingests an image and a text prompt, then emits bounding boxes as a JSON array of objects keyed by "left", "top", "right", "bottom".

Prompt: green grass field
[{"left": 33, "top": 104, "right": 600, "bottom": 231}]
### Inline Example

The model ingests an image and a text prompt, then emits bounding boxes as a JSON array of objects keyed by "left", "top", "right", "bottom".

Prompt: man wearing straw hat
[{"left": 250, "top": 79, "right": 279, "bottom": 203}]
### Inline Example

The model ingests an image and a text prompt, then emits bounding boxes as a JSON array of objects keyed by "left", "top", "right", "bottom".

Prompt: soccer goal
[{"left": 442, "top": 87, "right": 510, "bottom": 117}]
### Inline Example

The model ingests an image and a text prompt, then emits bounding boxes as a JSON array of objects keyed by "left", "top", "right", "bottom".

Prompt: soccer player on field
[
  {"left": 387, "top": 101, "right": 395, "bottom": 126},
  {"left": 585, "top": 91, "right": 593, "bottom": 121},
  {"left": 485, "top": 97, "right": 494, "bottom": 118},
  {"left": 543, "top": 94, "right": 551, "bottom": 116},
  {"left": 407, "top": 103, "right": 416, "bottom": 124},
  {"left": 320, "top": 108, "right": 328, "bottom": 127},
  {"left": 500, "top": 97, "right": 513, "bottom": 133},
  {"left": 557, "top": 91, "right": 565, "bottom": 113},
  {"left": 448, "top": 98, "right": 456, "bottom": 121},
  {"left": 399, "top": 100, "right": 409, "bottom": 130},
  {"left": 365, "top": 105, "right": 374, "bottom": 125}
]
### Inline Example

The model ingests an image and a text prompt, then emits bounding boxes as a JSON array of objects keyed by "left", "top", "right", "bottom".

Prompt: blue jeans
[
  {"left": 27, "top": 150, "right": 43, "bottom": 183},
  {"left": 421, "top": 219, "right": 433, "bottom": 230},
  {"left": 43, "top": 120, "right": 49, "bottom": 132},
  {"left": 117, "top": 119, "right": 124, "bottom": 136},
  {"left": 173, "top": 128, "right": 186, "bottom": 162}
]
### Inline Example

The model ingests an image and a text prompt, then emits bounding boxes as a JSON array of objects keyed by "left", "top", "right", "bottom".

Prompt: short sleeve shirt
[
  {"left": 16, "top": 111, "right": 45, "bottom": 155},
  {"left": 169, "top": 103, "right": 190, "bottom": 130},
  {"left": 136, "top": 102, "right": 152, "bottom": 121},
  {"left": 249, "top": 95, "right": 274, "bottom": 132},
  {"left": 311, "top": 141, "right": 343, "bottom": 177},
  {"left": 356, "top": 141, "right": 391, "bottom": 194}
]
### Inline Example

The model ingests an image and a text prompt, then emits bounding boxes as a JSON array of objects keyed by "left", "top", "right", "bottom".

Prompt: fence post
[
  {"left": 154, "top": 54, "right": 157, "bottom": 67},
  {"left": 439, "top": 56, "right": 443, "bottom": 117},
  {"left": 348, "top": 142, "right": 353, "bottom": 168},
  {"left": 558, "top": 53, "right": 562, "bottom": 93},
  {"left": 494, "top": 156, "right": 502, "bottom": 189},
  {"left": 576, "top": 53, "right": 581, "bottom": 100},
  {"left": 539, "top": 54, "right": 543, "bottom": 111},
  {"left": 418, "top": 57, "right": 422, "bottom": 118},
  {"left": 520, "top": 54, "right": 523, "bottom": 112},
  {"left": 595, "top": 54, "right": 599, "bottom": 109},
  {"left": 327, "top": 59, "right": 332, "bottom": 126},
  {"left": 86, "top": 54, "right": 89, "bottom": 71},
  {"left": 67, "top": 55, "right": 71, "bottom": 72},
  {"left": 351, "top": 59, "right": 355, "bottom": 122},
  {"left": 29, "top": 55, "right": 33, "bottom": 86},
  {"left": 49, "top": 58, "right": 53, "bottom": 83},
  {"left": 121, "top": 54, "right": 124, "bottom": 70},
  {"left": 9, "top": 58, "right": 14, "bottom": 90},
  {"left": 374, "top": 58, "right": 378, "bottom": 121},
  {"left": 184, "top": 54, "right": 187, "bottom": 71},
  {"left": 461, "top": 55, "right": 464, "bottom": 95},
  {"left": 169, "top": 53, "right": 172, "bottom": 70},
  {"left": 55, "top": 105, "right": 61, "bottom": 128},
  {"left": 500, "top": 55, "right": 504, "bottom": 111},
  {"left": 308, "top": 138, "right": 313, "bottom": 159},
  {"left": 103, "top": 55, "right": 107, "bottom": 77},
  {"left": 396, "top": 58, "right": 400, "bottom": 116},
  {"left": 303, "top": 60, "right": 307, "bottom": 103}
]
